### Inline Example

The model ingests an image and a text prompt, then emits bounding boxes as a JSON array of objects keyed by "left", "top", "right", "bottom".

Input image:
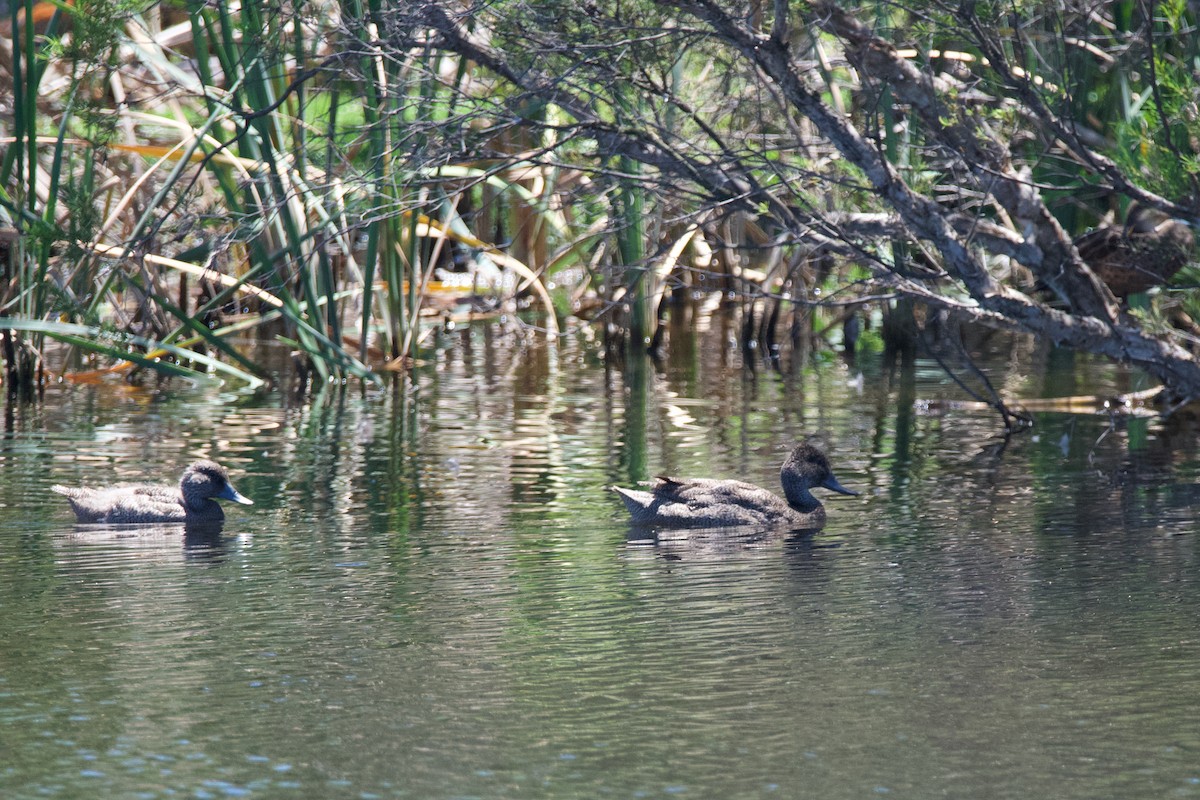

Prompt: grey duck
[
  {"left": 53, "top": 460, "right": 253, "bottom": 524},
  {"left": 613, "top": 442, "right": 857, "bottom": 529},
  {"left": 1074, "top": 203, "right": 1194, "bottom": 298}
]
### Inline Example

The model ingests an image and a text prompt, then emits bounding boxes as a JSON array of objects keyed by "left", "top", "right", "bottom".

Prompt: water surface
[{"left": 2, "top": 325, "right": 1200, "bottom": 799}]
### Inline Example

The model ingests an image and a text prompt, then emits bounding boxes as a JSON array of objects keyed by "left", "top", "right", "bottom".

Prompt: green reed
[{"left": 0, "top": 0, "right": 607, "bottom": 395}]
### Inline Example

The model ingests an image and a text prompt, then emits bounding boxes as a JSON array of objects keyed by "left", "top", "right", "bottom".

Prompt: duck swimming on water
[
  {"left": 52, "top": 460, "right": 254, "bottom": 524},
  {"left": 613, "top": 442, "right": 857, "bottom": 529}
]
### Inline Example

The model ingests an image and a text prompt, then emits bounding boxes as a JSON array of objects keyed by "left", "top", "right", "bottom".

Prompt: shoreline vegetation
[{"left": 1, "top": 2, "right": 1199, "bottom": 425}]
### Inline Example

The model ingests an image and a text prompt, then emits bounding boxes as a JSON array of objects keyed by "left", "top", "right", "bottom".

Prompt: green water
[{"left": 3, "top": 327, "right": 1200, "bottom": 799}]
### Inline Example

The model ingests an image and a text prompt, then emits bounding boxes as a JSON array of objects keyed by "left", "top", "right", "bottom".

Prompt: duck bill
[
  {"left": 821, "top": 474, "right": 858, "bottom": 496},
  {"left": 217, "top": 484, "right": 255, "bottom": 505}
]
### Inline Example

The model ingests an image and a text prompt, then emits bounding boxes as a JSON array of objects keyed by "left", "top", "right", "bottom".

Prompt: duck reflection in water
[
  {"left": 614, "top": 442, "right": 857, "bottom": 530},
  {"left": 58, "top": 523, "right": 233, "bottom": 563},
  {"left": 53, "top": 460, "right": 253, "bottom": 525}
]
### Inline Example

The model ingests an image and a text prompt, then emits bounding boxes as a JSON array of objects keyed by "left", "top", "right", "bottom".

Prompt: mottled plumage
[
  {"left": 52, "top": 460, "right": 253, "bottom": 524},
  {"left": 1075, "top": 203, "right": 1194, "bottom": 298},
  {"left": 613, "top": 443, "right": 857, "bottom": 529}
]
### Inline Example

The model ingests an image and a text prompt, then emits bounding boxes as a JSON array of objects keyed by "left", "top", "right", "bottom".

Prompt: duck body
[
  {"left": 52, "top": 460, "right": 253, "bottom": 524},
  {"left": 613, "top": 443, "right": 856, "bottom": 530},
  {"left": 1075, "top": 203, "right": 1195, "bottom": 298},
  {"left": 615, "top": 476, "right": 826, "bottom": 528}
]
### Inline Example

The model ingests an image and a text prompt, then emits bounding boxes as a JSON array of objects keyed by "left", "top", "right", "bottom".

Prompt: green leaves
[{"left": 0, "top": 317, "right": 265, "bottom": 388}]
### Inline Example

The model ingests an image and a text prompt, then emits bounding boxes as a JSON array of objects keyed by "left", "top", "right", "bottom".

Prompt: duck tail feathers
[{"left": 612, "top": 485, "right": 654, "bottom": 514}]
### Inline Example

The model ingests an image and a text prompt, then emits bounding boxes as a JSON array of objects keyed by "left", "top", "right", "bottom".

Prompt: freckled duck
[
  {"left": 52, "top": 460, "right": 253, "bottom": 524},
  {"left": 613, "top": 442, "right": 857, "bottom": 529},
  {"left": 1075, "top": 202, "right": 1194, "bottom": 298}
]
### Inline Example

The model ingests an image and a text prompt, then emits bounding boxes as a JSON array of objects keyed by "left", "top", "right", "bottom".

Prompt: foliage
[
  {"left": 3, "top": 0, "right": 1200, "bottom": 405},
  {"left": 0, "top": 0, "right": 579, "bottom": 394}
]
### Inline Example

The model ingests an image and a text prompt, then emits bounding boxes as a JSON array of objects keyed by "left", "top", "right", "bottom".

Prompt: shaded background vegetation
[{"left": 1, "top": 0, "right": 1199, "bottom": 415}]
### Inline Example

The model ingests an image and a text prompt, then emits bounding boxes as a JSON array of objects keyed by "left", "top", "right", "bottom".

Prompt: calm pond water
[{"left": 3, "top": 321, "right": 1200, "bottom": 799}]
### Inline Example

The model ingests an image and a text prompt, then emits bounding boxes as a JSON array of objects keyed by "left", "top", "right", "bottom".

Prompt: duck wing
[
  {"left": 111, "top": 482, "right": 177, "bottom": 498},
  {"left": 52, "top": 484, "right": 186, "bottom": 524},
  {"left": 630, "top": 477, "right": 791, "bottom": 527},
  {"left": 99, "top": 494, "right": 188, "bottom": 524},
  {"left": 650, "top": 477, "right": 781, "bottom": 508}
]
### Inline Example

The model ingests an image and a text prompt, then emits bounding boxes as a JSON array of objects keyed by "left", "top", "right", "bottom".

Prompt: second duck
[{"left": 613, "top": 442, "right": 857, "bottom": 529}]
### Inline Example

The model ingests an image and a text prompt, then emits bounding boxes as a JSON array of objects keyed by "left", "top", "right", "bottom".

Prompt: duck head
[
  {"left": 181, "top": 460, "right": 254, "bottom": 511},
  {"left": 780, "top": 443, "right": 858, "bottom": 513}
]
